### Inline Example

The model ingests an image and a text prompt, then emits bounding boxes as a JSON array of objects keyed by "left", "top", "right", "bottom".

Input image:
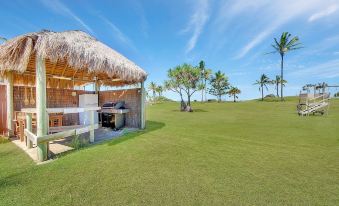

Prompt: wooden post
[
  {"left": 25, "top": 113, "right": 33, "bottom": 148},
  {"left": 89, "top": 110, "right": 94, "bottom": 143},
  {"left": 140, "top": 81, "right": 146, "bottom": 129},
  {"left": 36, "top": 56, "right": 48, "bottom": 162},
  {"left": 6, "top": 72, "right": 14, "bottom": 136}
]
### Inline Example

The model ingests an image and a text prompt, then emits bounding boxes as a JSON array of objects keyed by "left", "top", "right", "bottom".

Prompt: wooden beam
[
  {"left": 24, "top": 129, "right": 37, "bottom": 145},
  {"left": 6, "top": 72, "right": 14, "bottom": 136},
  {"left": 140, "top": 81, "right": 146, "bottom": 129},
  {"left": 61, "top": 65, "right": 68, "bottom": 76},
  {"left": 51, "top": 62, "right": 57, "bottom": 75},
  {"left": 25, "top": 113, "right": 33, "bottom": 148},
  {"left": 21, "top": 107, "right": 101, "bottom": 114},
  {"left": 38, "top": 124, "right": 99, "bottom": 143},
  {"left": 36, "top": 55, "right": 48, "bottom": 162},
  {"left": 89, "top": 111, "right": 95, "bottom": 143}
]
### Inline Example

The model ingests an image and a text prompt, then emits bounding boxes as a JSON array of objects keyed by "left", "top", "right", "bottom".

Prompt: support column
[
  {"left": 6, "top": 72, "right": 14, "bottom": 136},
  {"left": 36, "top": 55, "right": 48, "bottom": 162},
  {"left": 89, "top": 110, "right": 94, "bottom": 143},
  {"left": 25, "top": 113, "right": 32, "bottom": 148},
  {"left": 140, "top": 81, "right": 146, "bottom": 129}
]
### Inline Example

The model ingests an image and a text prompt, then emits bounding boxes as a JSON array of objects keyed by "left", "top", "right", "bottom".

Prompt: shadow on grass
[
  {"left": 171, "top": 109, "right": 208, "bottom": 112},
  {"left": 107, "top": 120, "right": 165, "bottom": 146},
  {"left": 50, "top": 121, "right": 165, "bottom": 159}
]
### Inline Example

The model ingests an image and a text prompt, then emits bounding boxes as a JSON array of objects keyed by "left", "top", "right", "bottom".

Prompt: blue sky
[{"left": 1, "top": 0, "right": 339, "bottom": 100}]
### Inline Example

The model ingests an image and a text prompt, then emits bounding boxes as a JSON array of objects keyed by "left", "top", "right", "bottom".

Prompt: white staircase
[{"left": 297, "top": 94, "right": 330, "bottom": 116}]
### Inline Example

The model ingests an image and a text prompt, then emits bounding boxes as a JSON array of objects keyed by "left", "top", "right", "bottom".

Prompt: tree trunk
[
  {"left": 280, "top": 54, "right": 284, "bottom": 101},
  {"left": 201, "top": 90, "right": 203, "bottom": 102},
  {"left": 179, "top": 92, "right": 186, "bottom": 111},
  {"left": 204, "top": 79, "right": 207, "bottom": 102},
  {"left": 261, "top": 86, "right": 264, "bottom": 101},
  {"left": 185, "top": 95, "right": 192, "bottom": 112},
  {"left": 276, "top": 83, "right": 279, "bottom": 97},
  {"left": 233, "top": 95, "right": 236, "bottom": 102}
]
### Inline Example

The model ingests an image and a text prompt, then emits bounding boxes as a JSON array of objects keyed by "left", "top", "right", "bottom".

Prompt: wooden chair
[
  {"left": 14, "top": 112, "right": 26, "bottom": 141},
  {"left": 49, "top": 113, "right": 63, "bottom": 127}
]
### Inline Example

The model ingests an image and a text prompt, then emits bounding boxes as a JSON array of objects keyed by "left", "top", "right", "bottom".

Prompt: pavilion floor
[{"left": 11, "top": 127, "right": 138, "bottom": 163}]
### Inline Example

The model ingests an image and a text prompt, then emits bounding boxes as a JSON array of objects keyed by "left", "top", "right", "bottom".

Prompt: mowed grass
[{"left": 1, "top": 98, "right": 338, "bottom": 205}]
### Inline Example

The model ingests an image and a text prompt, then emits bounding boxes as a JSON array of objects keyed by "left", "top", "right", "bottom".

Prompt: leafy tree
[
  {"left": 148, "top": 82, "right": 157, "bottom": 98},
  {"left": 272, "top": 75, "right": 287, "bottom": 97},
  {"left": 254, "top": 74, "right": 271, "bottom": 101},
  {"left": 164, "top": 77, "right": 186, "bottom": 111},
  {"left": 199, "top": 60, "right": 212, "bottom": 102},
  {"left": 209, "top": 70, "right": 230, "bottom": 102},
  {"left": 178, "top": 64, "right": 201, "bottom": 111},
  {"left": 227, "top": 86, "right": 241, "bottom": 102},
  {"left": 164, "top": 64, "right": 201, "bottom": 112},
  {"left": 269, "top": 32, "right": 302, "bottom": 101}
]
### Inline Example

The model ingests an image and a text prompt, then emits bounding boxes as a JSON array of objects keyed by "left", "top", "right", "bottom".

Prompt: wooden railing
[{"left": 23, "top": 107, "right": 100, "bottom": 148}]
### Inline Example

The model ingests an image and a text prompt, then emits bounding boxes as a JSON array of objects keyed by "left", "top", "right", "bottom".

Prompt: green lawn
[{"left": 1, "top": 98, "right": 339, "bottom": 205}]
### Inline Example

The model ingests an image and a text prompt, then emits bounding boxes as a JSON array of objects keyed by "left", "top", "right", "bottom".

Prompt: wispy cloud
[
  {"left": 182, "top": 0, "right": 210, "bottom": 54},
  {"left": 210, "top": 0, "right": 336, "bottom": 60},
  {"left": 291, "top": 59, "right": 339, "bottom": 78},
  {"left": 308, "top": 4, "right": 338, "bottom": 22},
  {"left": 40, "top": 0, "right": 94, "bottom": 35},
  {"left": 98, "top": 15, "right": 137, "bottom": 51},
  {"left": 234, "top": 0, "right": 330, "bottom": 59}
]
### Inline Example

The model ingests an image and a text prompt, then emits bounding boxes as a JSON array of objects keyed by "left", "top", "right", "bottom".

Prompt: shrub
[
  {"left": 265, "top": 94, "right": 276, "bottom": 98},
  {"left": 0, "top": 135, "right": 9, "bottom": 144},
  {"left": 69, "top": 134, "right": 87, "bottom": 150}
]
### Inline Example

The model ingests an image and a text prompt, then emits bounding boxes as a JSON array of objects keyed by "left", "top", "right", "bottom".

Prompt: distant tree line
[{"left": 148, "top": 61, "right": 241, "bottom": 112}]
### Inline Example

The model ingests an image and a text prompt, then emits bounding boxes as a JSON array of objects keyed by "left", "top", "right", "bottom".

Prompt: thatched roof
[{"left": 0, "top": 30, "right": 147, "bottom": 88}]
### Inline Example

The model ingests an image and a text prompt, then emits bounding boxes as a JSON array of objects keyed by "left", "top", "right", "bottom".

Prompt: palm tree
[
  {"left": 254, "top": 74, "right": 271, "bottom": 101},
  {"left": 199, "top": 60, "right": 212, "bottom": 102},
  {"left": 273, "top": 75, "right": 287, "bottom": 97},
  {"left": 148, "top": 82, "right": 157, "bottom": 99},
  {"left": 155, "top": 85, "right": 163, "bottom": 97},
  {"left": 227, "top": 86, "right": 241, "bottom": 102},
  {"left": 209, "top": 70, "right": 229, "bottom": 102},
  {"left": 269, "top": 32, "right": 302, "bottom": 101}
]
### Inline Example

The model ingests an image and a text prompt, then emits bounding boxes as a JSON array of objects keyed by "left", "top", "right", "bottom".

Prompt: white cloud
[
  {"left": 40, "top": 0, "right": 94, "bottom": 35},
  {"left": 99, "top": 15, "right": 137, "bottom": 51},
  {"left": 291, "top": 59, "right": 339, "bottom": 78},
  {"left": 182, "top": 0, "right": 210, "bottom": 54},
  {"left": 308, "top": 4, "right": 338, "bottom": 22}
]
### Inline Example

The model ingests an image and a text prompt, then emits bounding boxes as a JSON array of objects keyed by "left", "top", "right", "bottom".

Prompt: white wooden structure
[{"left": 0, "top": 30, "right": 147, "bottom": 162}]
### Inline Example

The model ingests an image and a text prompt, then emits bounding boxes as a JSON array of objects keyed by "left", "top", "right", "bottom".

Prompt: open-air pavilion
[{"left": 0, "top": 30, "right": 147, "bottom": 162}]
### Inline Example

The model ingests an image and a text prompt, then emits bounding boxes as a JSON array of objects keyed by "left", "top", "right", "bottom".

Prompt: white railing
[{"left": 23, "top": 107, "right": 101, "bottom": 148}]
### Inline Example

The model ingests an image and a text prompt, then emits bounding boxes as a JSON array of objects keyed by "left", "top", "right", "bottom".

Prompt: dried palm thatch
[{"left": 0, "top": 30, "right": 147, "bottom": 88}]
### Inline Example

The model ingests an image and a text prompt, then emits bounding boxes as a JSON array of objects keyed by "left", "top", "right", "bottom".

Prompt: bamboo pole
[
  {"left": 140, "top": 81, "right": 146, "bottom": 129},
  {"left": 6, "top": 72, "right": 14, "bottom": 136},
  {"left": 36, "top": 55, "right": 48, "bottom": 162}
]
